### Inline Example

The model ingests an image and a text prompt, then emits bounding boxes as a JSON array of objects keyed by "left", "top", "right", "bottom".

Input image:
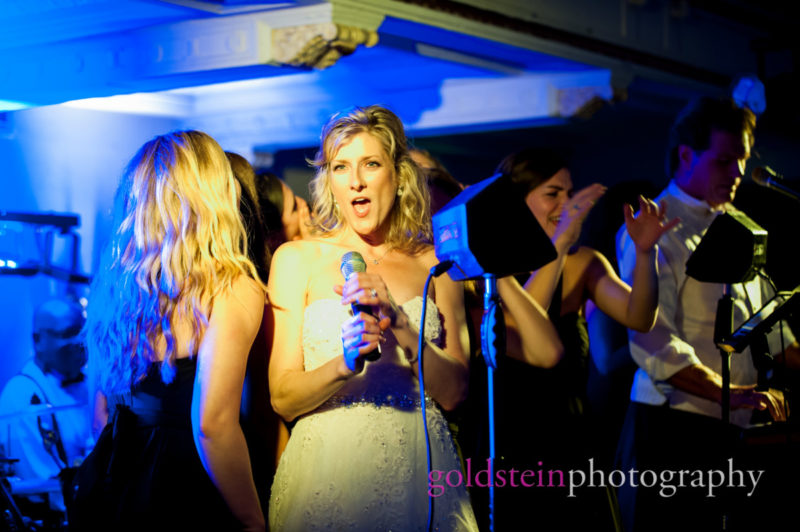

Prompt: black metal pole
[
  {"left": 480, "top": 274, "right": 503, "bottom": 532},
  {"left": 714, "top": 285, "right": 734, "bottom": 424}
]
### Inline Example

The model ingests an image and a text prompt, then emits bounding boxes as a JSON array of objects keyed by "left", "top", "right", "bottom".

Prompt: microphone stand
[
  {"left": 712, "top": 283, "right": 734, "bottom": 529},
  {"left": 480, "top": 274, "right": 504, "bottom": 532},
  {"left": 714, "top": 284, "right": 734, "bottom": 424}
]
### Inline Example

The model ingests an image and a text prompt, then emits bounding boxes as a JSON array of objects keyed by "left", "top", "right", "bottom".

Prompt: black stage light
[
  {"left": 432, "top": 173, "right": 556, "bottom": 281},
  {"left": 686, "top": 211, "right": 767, "bottom": 284}
]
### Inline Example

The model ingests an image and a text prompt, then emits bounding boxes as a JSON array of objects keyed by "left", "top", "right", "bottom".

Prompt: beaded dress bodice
[
  {"left": 302, "top": 297, "right": 441, "bottom": 409},
  {"left": 269, "top": 296, "right": 477, "bottom": 531}
]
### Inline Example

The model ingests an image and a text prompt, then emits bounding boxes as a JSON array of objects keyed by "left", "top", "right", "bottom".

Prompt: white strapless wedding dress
[{"left": 269, "top": 297, "right": 478, "bottom": 531}]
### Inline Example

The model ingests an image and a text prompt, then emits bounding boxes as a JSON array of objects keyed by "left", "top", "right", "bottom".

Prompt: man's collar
[
  {"left": 25, "top": 359, "right": 85, "bottom": 388},
  {"left": 59, "top": 373, "right": 85, "bottom": 388},
  {"left": 668, "top": 180, "right": 729, "bottom": 214}
]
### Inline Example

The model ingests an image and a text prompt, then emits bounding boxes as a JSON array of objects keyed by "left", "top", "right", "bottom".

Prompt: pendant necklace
[{"left": 367, "top": 247, "right": 392, "bottom": 265}]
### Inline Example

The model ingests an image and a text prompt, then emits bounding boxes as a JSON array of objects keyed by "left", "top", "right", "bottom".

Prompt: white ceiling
[{"left": 1, "top": 0, "right": 795, "bottom": 153}]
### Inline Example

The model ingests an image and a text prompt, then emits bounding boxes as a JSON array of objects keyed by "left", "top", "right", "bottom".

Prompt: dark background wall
[{"left": 269, "top": 77, "right": 800, "bottom": 292}]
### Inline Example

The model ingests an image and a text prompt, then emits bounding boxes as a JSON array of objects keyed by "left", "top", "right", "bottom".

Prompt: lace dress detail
[{"left": 269, "top": 297, "right": 477, "bottom": 531}]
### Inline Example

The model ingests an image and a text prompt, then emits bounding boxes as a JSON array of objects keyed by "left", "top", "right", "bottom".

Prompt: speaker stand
[{"left": 480, "top": 275, "right": 503, "bottom": 532}]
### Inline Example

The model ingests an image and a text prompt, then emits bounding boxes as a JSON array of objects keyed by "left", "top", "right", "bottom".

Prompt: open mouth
[{"left": 352, "top": 197, "right": 371, "bottom": 217}]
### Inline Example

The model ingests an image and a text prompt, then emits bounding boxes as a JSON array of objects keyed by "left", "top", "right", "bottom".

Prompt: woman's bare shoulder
[
  {"left": 412, "top": 244, "right": 438, "bottom": 268},
  {"left": 274, "top": 236, "right": 352, "bottom": 262},
  {"left": 273, "top": 239, "right": 318, "bottom": 260},
  {"left": 220, "top": 275, "right": 265, "bottom": 311},
  {"left": 565, "top": 246, "right": 617, "bottom": 292},
  {"left": 566, "top": 245, "right": 608, "bottom": 270}
]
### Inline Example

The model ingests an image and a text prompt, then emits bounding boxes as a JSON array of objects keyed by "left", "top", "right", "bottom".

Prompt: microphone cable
[{"left": 417, "top": 260, "right": 453, "bottom": 532}]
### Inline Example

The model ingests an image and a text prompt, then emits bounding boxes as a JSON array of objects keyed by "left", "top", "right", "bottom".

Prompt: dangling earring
[{"left": 396, "top": 186, "right": 404, "bottom": 198}]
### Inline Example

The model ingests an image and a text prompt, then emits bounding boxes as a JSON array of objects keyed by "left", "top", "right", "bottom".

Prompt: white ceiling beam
[{"left": 0, "top": 2, "right": 380, "bottom": 106}]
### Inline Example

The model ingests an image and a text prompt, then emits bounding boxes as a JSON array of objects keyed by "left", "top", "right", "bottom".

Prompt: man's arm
[
  {"left": 775, "top": 341, "right": 800, "bottom": 369},
  {"left": 618, "top": 227, "right": 701, "bottom": 384},
  {"left": 618, "top": 226, "right": 787, "bottom": 421}
]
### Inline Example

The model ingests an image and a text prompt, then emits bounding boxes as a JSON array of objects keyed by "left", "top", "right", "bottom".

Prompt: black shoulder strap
[
  {"left": 548, "top": 275, "right": 564, "bottom": 320},
  {"left": 16, "top": 372, "right": 69, "bottom": 468}
]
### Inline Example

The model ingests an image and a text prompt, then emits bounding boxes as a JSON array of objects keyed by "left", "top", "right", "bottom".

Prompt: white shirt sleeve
[{"left": 618, "top": 225, "right": 703, "bottom": 383}]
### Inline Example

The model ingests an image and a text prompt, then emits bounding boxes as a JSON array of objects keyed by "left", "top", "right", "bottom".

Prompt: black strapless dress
[
  {"left": 461, "top": 277, "right": 616, "bottom": 531},
  {"left": 68, "top": 358, "right": 241, "bottom": 531}
]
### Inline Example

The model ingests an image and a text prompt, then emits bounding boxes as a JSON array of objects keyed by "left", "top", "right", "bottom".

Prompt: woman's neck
[
  {"left": 336, "top": 226, "right": 385, "bottom": 249},
  {"left": 332, "top": 229, "right": 394, "bottom": 265}
]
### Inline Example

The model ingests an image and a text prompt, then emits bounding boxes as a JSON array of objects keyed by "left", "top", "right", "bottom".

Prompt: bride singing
[{"left": 267, "top": 105, "right": 477, "bottom": 531}]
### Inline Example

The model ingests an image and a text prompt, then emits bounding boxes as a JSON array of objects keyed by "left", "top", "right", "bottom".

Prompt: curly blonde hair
[
  {"left": 87, "top": 130, "right": 263, "bottom": 395},
  {"left": 309, "top": 105, "right": 431, "bottom": 254}
]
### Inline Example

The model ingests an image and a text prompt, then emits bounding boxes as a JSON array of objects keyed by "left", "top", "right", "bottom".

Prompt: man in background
[
  {"left": 0, "top": 298, "right": 92, "bottom": 513},
  {"left": 616, "top": 97, "right": 798, "bottom": 530}
]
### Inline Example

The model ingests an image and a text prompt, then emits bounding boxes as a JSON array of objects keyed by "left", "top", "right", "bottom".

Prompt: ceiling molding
[{"left": 0, "top": 2, "right": 382, "bottom": 106}]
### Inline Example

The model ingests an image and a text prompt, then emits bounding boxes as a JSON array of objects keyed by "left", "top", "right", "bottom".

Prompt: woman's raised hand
[
  {"left": 624, "top": 196, "right": 680, "bottom": 253},
  {"left": 552, "top": 183, "right": 606, "bottom": 253}
]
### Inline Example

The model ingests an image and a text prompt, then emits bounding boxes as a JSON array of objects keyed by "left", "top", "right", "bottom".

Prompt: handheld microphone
[
  {"left": 340, "top": 251, "right": 380, "bottom": 362},
  {"left": 752, "top": 166, "right": 800, "bottom": 202}
]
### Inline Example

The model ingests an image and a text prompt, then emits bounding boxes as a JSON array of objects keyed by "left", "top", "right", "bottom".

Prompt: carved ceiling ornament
[{"left": 272, "top": 22, "right": 378, "bottom": 70}]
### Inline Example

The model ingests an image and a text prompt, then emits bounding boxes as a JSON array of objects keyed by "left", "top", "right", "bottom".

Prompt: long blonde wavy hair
[
  {"left": 87, "top": 130, "right": 263, "bottom": 396},
  {"left": 309, "top": 105, "right": 432, "bottom": 254}
]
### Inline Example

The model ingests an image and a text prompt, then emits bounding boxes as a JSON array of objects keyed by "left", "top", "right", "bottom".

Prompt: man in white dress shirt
[
  {"left": 616, "top": 97, "right": 799, "bottom": 531},
  {"left": 0, "top": 299, "right": 91, "bottom": 514}
]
